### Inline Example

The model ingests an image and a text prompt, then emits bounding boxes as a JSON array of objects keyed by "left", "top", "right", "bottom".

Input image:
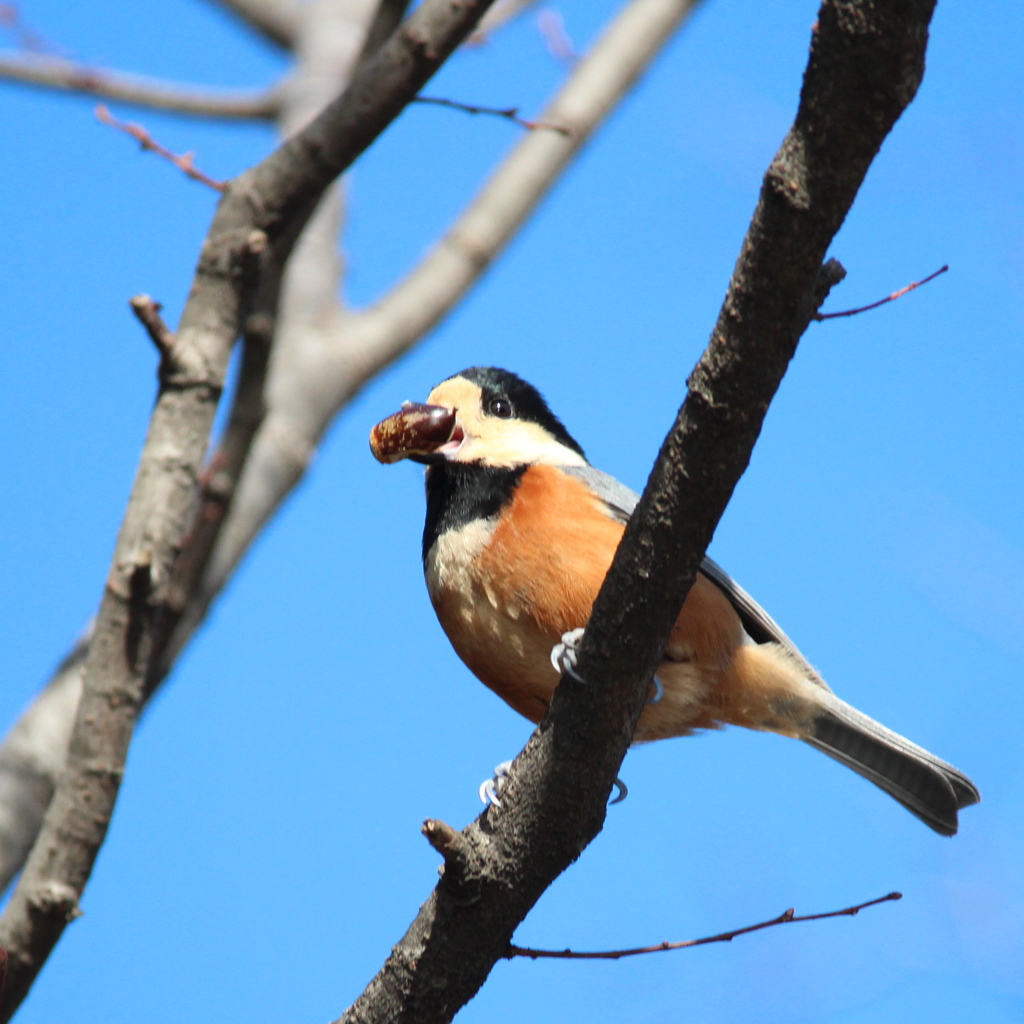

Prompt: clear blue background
[{"left": 1, "top": 1, "right": 1021, "bottom": 1022}]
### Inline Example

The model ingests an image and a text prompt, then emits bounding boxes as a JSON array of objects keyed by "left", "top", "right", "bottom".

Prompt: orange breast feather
[{"left": 433, "top": 465, "right": 815, "bottom": 739}]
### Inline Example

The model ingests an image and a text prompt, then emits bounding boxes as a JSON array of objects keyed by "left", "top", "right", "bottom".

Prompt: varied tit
[{"left": 369, "top": 366, "right": 980, "bottom": 835}]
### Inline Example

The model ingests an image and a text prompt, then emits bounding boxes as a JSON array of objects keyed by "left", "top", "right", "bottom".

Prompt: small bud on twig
[{"left": 96, "top": 105, "right": 226, "bottom": 191}]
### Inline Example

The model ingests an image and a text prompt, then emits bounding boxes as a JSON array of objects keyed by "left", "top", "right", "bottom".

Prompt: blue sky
[{"left": 1, "top": 1, "right": 1022, "bottom": 1022}]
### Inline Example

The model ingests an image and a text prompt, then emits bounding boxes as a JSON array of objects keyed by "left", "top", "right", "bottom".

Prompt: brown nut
[{"left": 369, "top": 402, "right": 458, "bottom": 464}]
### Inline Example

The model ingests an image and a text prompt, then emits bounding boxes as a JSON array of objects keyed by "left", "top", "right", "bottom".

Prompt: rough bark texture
[
  {"left": 336, "top": 2, "right": 935, "bottom": 1021},
  {"left": 0, "top": 1, "right": 498, "bottom": 1017}
]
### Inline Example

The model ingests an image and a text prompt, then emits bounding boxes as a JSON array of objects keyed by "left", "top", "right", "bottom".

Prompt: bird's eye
[{"left": 487, "top": 397, "right": 513, "bottom": 418}]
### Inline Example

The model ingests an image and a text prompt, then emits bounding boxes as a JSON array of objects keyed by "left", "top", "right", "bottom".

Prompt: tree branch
[
  {"left": 202, "top": 0, "right": 301, "bottom": 51},
  {"left": 0, "top": 53, "right": 279, "bottom": 119},
  {"left": 0, "top": 0, "right": 499, "bottom": 1016},
  {"left": 356, "top": 0, "right": 413, "bottom": 69},
  {"left": 0, "top": 631, "right": 90, "bottom": 892},
  {"left": 334, "top": 1, "right": 936, "bottom": 1020}
]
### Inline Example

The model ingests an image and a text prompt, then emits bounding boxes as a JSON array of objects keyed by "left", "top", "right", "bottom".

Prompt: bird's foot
[
  {"left": 478, "top": 759, "right": 628, "bottom": 808},
  {"left": 549, "top": 627, "right": 587, "bottom": 682},
  {"left": 479, "top": 760, "right": 513, "bottom": 807},
  {"left": 550, "top": 629, "right": 662, "bottom": 705}
]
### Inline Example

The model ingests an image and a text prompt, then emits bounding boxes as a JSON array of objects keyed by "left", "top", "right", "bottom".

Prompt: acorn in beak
[{"left": 369, "top": 402, "right": 462, "bottom": 464}]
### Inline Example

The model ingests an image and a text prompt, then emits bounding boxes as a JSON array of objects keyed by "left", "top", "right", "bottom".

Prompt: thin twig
[
  {"left": 0, "top": 55, "right": 279, "bottom": 119},
  {"left": 537, "top": 9, "right": 578, "bottom": 65},
  {"left": 0, "top": 4, "right": 67, "bottom": 57},
  {"left": 467, "top": 0, "right": 540, "bottom": 46},
  {"left": 95, "top": 105, "right": 226, "bottom": 191},
  {"left": 815, "top": 264, "right": 948, "bottom": 320},
  {"left": 508, "top": 892, "right": 902, "bottom": 960},
  {"left": 128, "top": 296, "right": 175, "bottom": 360},
  {"left": 413, "top": 94, "right": 570, "bottom": 134}
]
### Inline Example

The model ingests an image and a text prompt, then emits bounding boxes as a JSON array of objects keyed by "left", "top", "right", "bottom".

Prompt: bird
[{"left": 368, "top": 366, "right": 980, "bottom": 835}]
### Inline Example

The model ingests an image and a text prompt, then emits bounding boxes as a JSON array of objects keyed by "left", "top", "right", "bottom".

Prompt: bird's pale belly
[
  {"left": 425, "top": 516, "right": 596, "bottom": 721},
  {"left": 424, "top": 519, "right": 720, "bottom": 733}
]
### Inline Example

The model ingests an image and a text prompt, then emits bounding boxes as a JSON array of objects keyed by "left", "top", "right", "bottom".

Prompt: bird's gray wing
[
  {"left": 698, "top": 556, "right": 827, "bottom": 689},
  {"left": 558, "top": 464, "right": 639, "bottom": 522},
  {"left": 559, "top": 463, "right": 827, "bottom": 689}
]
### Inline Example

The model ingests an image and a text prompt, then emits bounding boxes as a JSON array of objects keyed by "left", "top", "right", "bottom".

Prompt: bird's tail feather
[{"left": 804, "top": 696, "right": 980, "bottom": 836}]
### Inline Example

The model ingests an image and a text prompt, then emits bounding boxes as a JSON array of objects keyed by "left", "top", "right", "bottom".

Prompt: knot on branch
[
  {"left": 813, "top": 258, "right": 848, "bottom": 308},
  {"left": 243, "top": 311, "right": 275, "bottom": 348},
  {"left": 765, "top": 152, "right": 811, "bottom": 211},
  {"left": 402, "top": 25, "right": 439, "bottom": 62},
  {"left": 129, "top": 295, "right": 219, "bottom": 392},
  {"left": 237, "top": 229, "right": 269, "bottom": 291},
  {"left": 126, "top": 548, "right": 155, "bottom": 670},
  {"left": 422, "top": 819, "right": 482, "bottom": 905},
  {"left": 797, "top": 257, "right": 848, "bottom": 329},
  {"left": 29, "top": 881, "right": 81, "bottom": 923}
]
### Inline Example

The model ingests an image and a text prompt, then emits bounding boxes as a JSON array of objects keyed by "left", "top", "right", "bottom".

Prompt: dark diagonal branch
[
  {"left": 0, "top": 54, "right": 280, "bottom": 119},
  {"left": 508, "top": 892, "right": 902, "bottom": 960},
  {"left": 0, "top": 1, "right": 499, "bottom": 1017},
  {"left": 358, "top": 0, "right": 413, "bottom": 67},
  {"left": 335, "top": 2, "right": 936, "bottom": 1021}
]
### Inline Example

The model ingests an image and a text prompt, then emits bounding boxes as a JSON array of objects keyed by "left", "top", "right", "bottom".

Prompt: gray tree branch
[
  {"left": 203, "top": 0, "right": 302, "bottom": 50},
  {"left": 0, "top": 0, "right": 500, "bottom": 1015},
  {"left": 0, "top": 54, "right": 280, "bottom": 119},
  {"left": 334, "top": 0, "right": 936, "bottom": 1020},
  {"left": 152, "top": 0, "right": 383, "bottom": 690},
  {"left": 0, "top": 632, "right": 89, "bottom": 887}
]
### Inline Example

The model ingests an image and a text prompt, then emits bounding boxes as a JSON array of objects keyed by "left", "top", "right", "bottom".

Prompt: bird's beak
[{"left": 369, "top": 402, "right": 461, "bottom": 464}]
